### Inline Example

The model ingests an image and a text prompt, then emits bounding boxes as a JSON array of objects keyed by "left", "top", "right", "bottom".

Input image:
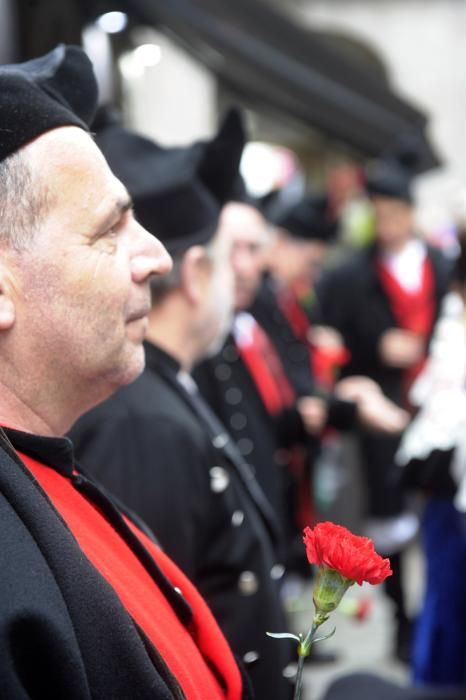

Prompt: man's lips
[{"left": 126, "top": 305, "right": 151, "bottom": 323}]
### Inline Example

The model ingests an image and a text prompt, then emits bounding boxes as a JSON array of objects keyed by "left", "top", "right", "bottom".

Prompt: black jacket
[
  {"left": 194, "top": 332, "right": 298, "bottom": 536},
  {"left": 71, "top": 342, "right": 294, "bottom": 700},
  {"left": 316, "top": 243, "right": 451, "bottom": 404},
  {"left": 251, "top": 276, "right": 358, "bottom": 429},
  {"left": 0, "top": 426, "right": 251, "bottom": 699}
]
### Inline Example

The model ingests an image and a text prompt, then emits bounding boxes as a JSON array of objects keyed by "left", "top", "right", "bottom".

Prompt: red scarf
[
  {"left": 20, "top": 452, "right": 242, "bottom": 700},
  {"left": 235, "top": 317, "right": 315, "bottom": 527},
  {"left": 235, "top": 317, "right": 295, "bottom": 416},
  {"left": 377, "top": 256, "right": 435, "bottom": 395},
  {"left": 277, "top": 287, "right": 350, "bottom": 389}
]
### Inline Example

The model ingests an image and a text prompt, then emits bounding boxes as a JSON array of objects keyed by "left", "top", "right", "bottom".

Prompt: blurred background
[{"left": 3, "top": 0, "right": 465, "bottom": 245}]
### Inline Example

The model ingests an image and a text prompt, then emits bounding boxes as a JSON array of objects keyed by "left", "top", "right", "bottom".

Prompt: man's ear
[
  {"left": 0, "top": 265, "right": 16, "bottom": 330},
  {"left": 180, "top": 246, "right": 208, "bottom": 306}
]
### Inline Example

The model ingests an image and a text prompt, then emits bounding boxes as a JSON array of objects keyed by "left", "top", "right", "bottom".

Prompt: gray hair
[
  {"left": 0, "top": 150, "right": 48, "bottom": 250},
  {"left": 150, "top": 236, "right": 217, "bottom": 305}
]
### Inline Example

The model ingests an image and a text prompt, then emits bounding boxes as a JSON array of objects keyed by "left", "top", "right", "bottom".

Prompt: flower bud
[{"left": 312, "top": 566, "right": 354, "bottom": 617}]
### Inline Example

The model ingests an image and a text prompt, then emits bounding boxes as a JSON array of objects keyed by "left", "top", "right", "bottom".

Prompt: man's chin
[{"left": 110, "top": 345, "right": 146, "bottom": 390}]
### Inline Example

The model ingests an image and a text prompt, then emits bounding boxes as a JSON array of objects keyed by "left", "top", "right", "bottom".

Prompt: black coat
[
  {"left": 251, "top": 277, "right": 358, "bottom": 429},
  {"left": 316, "top": 243, "right": 451, "bottom": 404},
  {"left": 0, "top": 426, "right": 252, "bottom": 699},
  {"left": 315, "top": 243, "right": 451, "bottom": 517},
  {"left": 71, "top": 343, "right": 294, "bottom": 700},
  {"left": 251, "top": 277, "right": 315, "bottom": 397},
  {"left": 194, "top": 332, "right": 301, "bottom": 542},
  {"left": 194, "top": 288, "right": 357, "bottom": 563}
]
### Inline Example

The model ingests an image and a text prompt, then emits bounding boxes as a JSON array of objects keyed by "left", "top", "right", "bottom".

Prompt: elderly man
[
  {"left": 0, "top": 46, "right": 247, "bottom": 699},
  {"left": 71, "top": 112, "right": 295, "bottom": 700}
]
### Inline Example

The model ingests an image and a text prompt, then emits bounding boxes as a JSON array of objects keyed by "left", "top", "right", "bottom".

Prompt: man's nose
[{"left": 131, "top": 223, "right": 172, "bottom": 283}]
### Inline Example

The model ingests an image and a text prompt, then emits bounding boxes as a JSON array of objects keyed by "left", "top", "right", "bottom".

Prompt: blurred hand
[
  {"left": 334, "top": 375, "right": 382, "bottom": 402},
  {"left": 357, "top": 392, "right": 410, "bottom": 434},
  {"left": 378, "top": 329, "right": 424, "bottom": 368},
  {"left": 308, "top": 325, "right": 344, "bottom": 351},
  {"left": 297, "top": 396, "right": 328, "bottom": 435}
]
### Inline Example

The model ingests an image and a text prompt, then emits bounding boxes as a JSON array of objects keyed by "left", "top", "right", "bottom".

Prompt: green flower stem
[
  {"left": 291, "top": 567, "right": 355, "bottom": 700},
  {"left": 293, "top": 622, "right": 319, "bottom": 700},
  {"left": 293, "top": 654, "right": 306, "bottom": 700}
]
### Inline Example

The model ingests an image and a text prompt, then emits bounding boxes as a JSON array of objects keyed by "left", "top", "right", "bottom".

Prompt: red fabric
[
  {"left": 287, "top": 445, "right": 315, "bottom": 530},
  {"left": 236, "top": 319, "right": 295, "bottom": 416},
  {"left": 19, "top": 452, "right": 242, "bottom": 700},
  {"left": 277, "top": 288, "right": 311, "bottom": 344},
  {"left": 377, "top": 257, "right": 435, "bottom": 393},
  {"left": 311, "top": 345, "right": 351, "bottom": 390},
  {"left": 303, "top": 522, "right": 392, "bottom": 586},
  {"left": 277, "top": 287, "right": 350, "bottom": 389},
  {"left": 235, "top": 320, "right": 315, "bottom": 526}
]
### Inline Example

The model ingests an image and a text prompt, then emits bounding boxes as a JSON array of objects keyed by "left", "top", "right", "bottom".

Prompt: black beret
[
  {"left": 197, "top": 107, "right": 251, "bottom": 205},
  {"left": 0, "top": 44, "right": 98, "bottom": 163},
  {"left": 94, "top": 111, "right": 220, "bottom": 255},
  {"left": 366, "top": 159, "right": 413, "bottom": 204},
  {"left": 267, "top": 191, "right": 337, "bottom": 242}
]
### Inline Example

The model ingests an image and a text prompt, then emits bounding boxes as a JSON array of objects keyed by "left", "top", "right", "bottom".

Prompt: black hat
[
  {"left": 0, "top": 44, "right": 98, "bottom": 163},
  {"left": 197, "top": 108, "right": 251, "bottom": 205},
  {"left": 365, "top": 131, "right": 424, "bottom": 204},
  {"left": 322, "top": 672, "right": 457, "bottom": 700},
  {"left": 268, "top": 191, "right": 337, "bottom": 242},
  {"left": 94, "top": 110, "right": 220, "bottom": 255},
  {"left": 365, "top": 158, "right": 414, "bottom": 204}
]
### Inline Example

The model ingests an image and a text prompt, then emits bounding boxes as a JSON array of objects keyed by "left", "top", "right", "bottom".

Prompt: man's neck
[
  {"left": 0, "top": 380, "right": 59, "bottom": 436},
  {"left": 0, "top": 368, "right": 114, "bottom": 437}
]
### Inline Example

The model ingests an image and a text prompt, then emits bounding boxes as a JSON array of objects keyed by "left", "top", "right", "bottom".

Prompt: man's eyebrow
[{"left": 97, "top": 195, "right": 134, "bottom": 234}]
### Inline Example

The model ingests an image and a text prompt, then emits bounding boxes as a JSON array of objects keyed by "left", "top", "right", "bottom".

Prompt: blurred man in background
[
  {"left": 195, "top": 121, "right": 410, "bottom": 586},
  {"left": 316, "top": 154, "right": 451, "bottom": 662}
]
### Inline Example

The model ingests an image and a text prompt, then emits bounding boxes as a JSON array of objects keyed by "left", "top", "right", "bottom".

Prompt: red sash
[
  {"left": 20, "top": 452, "right": 242, "bottom": 700},
  {"left": 377, "top": 256, "right": 435, "bottom": 396},
  {"left": 235, "top": 318, "right": 315, "bottom": 527},
  {"left": 236, "top": 318, "right": 295, "bottom": 416},
  {"left": 277, "top": 287, "right": 350, "bottom": 389}
]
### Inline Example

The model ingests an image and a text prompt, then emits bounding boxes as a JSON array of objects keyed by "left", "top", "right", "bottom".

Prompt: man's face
[
  {"left": 271, "top": 233, "right": 327, "bottom": 286},
  {"left": 222, "top": 203, "right": 271, "bottom": 311},
  {"left": 372, "top": 195, "right": 413, "bottom": 249},
  {"left": 197, "top": 223, "right": 235, "bottom": 358},
  {"left": 7, "top": 127, "right": 171, "bottom": 404}
]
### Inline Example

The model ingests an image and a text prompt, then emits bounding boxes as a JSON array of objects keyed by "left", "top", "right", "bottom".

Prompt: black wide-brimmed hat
[
  {"left": 266, "top": 191, "right": 337, "bottom": 242},
  {"left": 0, "top": 44, "right": 98, "bottom": 163},
  {"left": 196, "top": 107, "right": 252, "bottom": 206},
  {"left": 366, "top": 158, "right": 414, "bottom": 204},
  {"left": 94, "top": 108, "right": 220, "bottom": 255},
  {"left": 365, "top": 131, "right": 424, "bottom": 204},
  {"left": 323, "top": 672, "right": 464, "bottom": 700}
]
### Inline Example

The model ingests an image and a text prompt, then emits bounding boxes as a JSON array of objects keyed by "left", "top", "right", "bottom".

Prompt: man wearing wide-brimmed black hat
[
  {"left": 316, "top": 153, "right": 451, "bottom": 662},
  {"left": 0, "top": 46, "right": 249, "bottom": 699}
]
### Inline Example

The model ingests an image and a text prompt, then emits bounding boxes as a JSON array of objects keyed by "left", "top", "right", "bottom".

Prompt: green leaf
[
  {"left": 266, "top": 632, "right": 301, "bottom": 642},
  {"left": 312, "top": 627, "right": 336, "bottom": 644}
]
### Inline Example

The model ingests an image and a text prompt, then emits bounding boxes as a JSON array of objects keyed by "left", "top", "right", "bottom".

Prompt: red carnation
[{"left": 303, "top": 521, "right": 392, "bottom": 586}]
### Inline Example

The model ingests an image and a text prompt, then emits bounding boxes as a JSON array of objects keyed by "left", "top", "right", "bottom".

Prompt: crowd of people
[{"left": 0, "top": 43, "right": 465, "bottom": 700}]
